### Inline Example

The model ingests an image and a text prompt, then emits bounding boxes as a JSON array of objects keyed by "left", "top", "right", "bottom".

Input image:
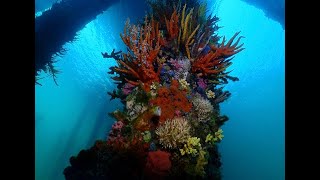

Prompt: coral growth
[
  {"left": 191, "top": 32, "right": 244, "bottom": 77},
  {"left": 144, "top": 150, "right": 172, "bottom": 177},
  {"left": 190, "top": 93, "right": 214, "bottom": 122},
  {"left": 156, "top": 117, "right": 191, "bottom": 149},
  {"left": 65, "top": 0, "right": 244, "bottom": 179},
  {"left": 150, "top": 79, "right": 192, "bottom": 123},
  {"left": 114, "top": 16, "right": 165, "bottom": 91}
]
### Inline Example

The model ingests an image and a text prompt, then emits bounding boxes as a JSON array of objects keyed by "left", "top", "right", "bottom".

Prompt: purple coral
[
  {"left": 122, "top": 83, "right": 135, "bottom": 95},
  {"left": 170, "top": 57, "right": 191, "bottom": 80},
  {"left": 169, "top": 58, "right": 183, "bottom": 69},
  {"left": 197, "top": 78, "right": 208, "bottom": 89}
]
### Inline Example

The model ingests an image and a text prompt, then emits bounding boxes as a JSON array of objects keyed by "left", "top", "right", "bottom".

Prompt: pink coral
[
  {"left": 174, "top": 110, "right": 181, "bottom": 117},
  {"left": 169, "top": 58, "right": 183, "bottom": 70},
  {"left": 112, "top": 121, "right": 124, "bottom": 131}
]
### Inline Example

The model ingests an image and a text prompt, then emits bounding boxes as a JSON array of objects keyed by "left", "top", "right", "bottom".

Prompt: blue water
[{"left": 35, "top": 0, "right": 285, "bottom": 179}]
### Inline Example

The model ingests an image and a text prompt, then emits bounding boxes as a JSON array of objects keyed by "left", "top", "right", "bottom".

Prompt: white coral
[
  {"left": 191, "top": 94, "right": 214, "bottom": 122},
  {"left": 155, "top": 117, "right": 191, "bottom": 149}
]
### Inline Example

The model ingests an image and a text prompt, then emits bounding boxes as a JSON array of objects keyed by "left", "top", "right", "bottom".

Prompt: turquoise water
[{"left": 35, "top": 0, "right": 285, "bottom": 179}]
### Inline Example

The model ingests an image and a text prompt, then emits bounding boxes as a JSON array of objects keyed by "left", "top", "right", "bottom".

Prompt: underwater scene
[{"left": 35, "top": 0, "right": 284, "bottom": 179}]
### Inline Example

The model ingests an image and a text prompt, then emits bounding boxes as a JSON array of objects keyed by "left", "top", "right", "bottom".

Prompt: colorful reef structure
[{"left": 64, "top": 0, "right": 244, "bottom": 179}]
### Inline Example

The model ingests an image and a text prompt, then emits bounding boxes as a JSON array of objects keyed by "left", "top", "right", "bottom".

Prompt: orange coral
[
  {"left": 150, "top": 80, "right": 192, "bottom": 123},
  {"left": 114, "top": 16, "right": 165, "bottom": 91},
  {"left": 192, "top": 32, "right": 244, "bottom": 77},
  {"left": 165, "top": 8, "right": 180, "bottom": 40}
]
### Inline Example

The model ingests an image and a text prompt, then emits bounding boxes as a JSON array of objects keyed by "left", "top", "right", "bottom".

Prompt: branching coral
[
  {"left": 165, "top": 8, "right": 180, "bottom": 40},
  {"left": 114, "top": 16, "right": 164, "bottom": 91},
  {"left": 194, "top": 149, "right": 208, "bottom": 177},
  {"left": 191, "top": 15, "right": 220, "bottom": 58},
  {"left": 180, "top": 137, "right": 202, "bottom": 156},
  {"left": 213, "top": 87, "right": 231, "bottom": 104},
  {"left": 185, "top": 149, "right": 208, "bottom": 177},
  {"left": 178, "top": 4, "right": 200, "bottom": 59},
  {"left": 206, "top": 129, "right": 224, "bottom": 145},
  {"left": 156, "top": 117, "right": 191, "bottom": 149},
  {"left": 191, "top": 32, "right": 244, "bottom": 77}
]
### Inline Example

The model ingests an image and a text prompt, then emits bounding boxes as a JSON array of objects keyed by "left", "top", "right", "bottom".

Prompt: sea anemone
[{"left": 155, "top": 117, "right": 191, "bottom": 149}]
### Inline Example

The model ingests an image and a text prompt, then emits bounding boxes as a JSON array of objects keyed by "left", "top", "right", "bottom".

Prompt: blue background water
[{"left": 35, "top": 0, "right": 285, "bottom": 179}]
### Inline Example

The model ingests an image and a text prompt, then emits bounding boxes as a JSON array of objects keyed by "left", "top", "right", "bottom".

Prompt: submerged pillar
[{"left": 35, "top": 0, "right": 120, "bottom": 78}]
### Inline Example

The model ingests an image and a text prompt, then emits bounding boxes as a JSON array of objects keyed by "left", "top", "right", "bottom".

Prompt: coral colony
[{"left": 64, "top": 0, "right": 244, "bottom": 179}]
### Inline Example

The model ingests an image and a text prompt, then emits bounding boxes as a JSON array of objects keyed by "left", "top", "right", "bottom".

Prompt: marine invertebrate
[
  {"left": 180, "top": 137, "right": 202, "bottom": 156},
  {"left": 197, "top": 78, "right": 208, "bottom": 89},
  {"left": 133, "top": 106, "right": 161, "bottom": 132},
  {"left": 125, "top": 87, "right": 150, "bottom": 121},
  {"left": 66, "top": 0, "right": 244, "bottom": 179},
  {"left": 112, "top": 121, "right": 124, "bottom": 131},
  {"left": 185, "top": 149, "right": 208, "bottom": 177},
  {"left": 122, "top": 83, "right": 135, "bottom": 95},
  {"left": 206, "top": 90, "right": 215, "bottom": 98},
  {"left": 142, "top": 131, "right": 152, "bottom": 143},
  {"left": 150, "top": 79, "right": 192, "bottom": 123},
  {"left": 178, "top": 4, "right": 200, "bottom": 59},
  {"left": 171, "top": 57, "right": 191, "bottom": 80},
  {"left": 165, "top": 8, "right": 180, "bottom": 40},
  {"left": 214, "top": 128, "right": 224, "bottom": 141},
  {"left": 178, "top": 78, "right": 190, "bottom": 89},
  {"left": 206, "top": 129, "right": 224, "bottom": 145},
  {"left": 144, "top": 150, "right": 172, "bottom": 177},
  {"left": 113, "top": 16, "right": 165, "bottom": 91},
  {"left": 194, "top": 150, "right": 208, "bottom": 177},
  {"left": 190, "top": 93, "right": 214, "bottom": 122},
  {"left": 191, "top": 32, "right": 244, "bottom": 77},
  {"left": 156, "top": 117, "right": 191, "bottom": 149}
]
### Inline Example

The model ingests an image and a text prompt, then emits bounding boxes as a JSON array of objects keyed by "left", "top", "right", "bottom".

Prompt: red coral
[
  {"left": 114, "top": 16, "right": 164, "bottom": 91},
  {"left": 150, "top": 80, "right": 192, "bottom": 123},
  {"left": 192, "top": 32, "right": 244, "bottom": 77},
  {"left": 144, "top": 150, "right": 172, "bottom": 177},
  {"left": 165, "top": 8, "right": 179, "bottom": 40}
]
